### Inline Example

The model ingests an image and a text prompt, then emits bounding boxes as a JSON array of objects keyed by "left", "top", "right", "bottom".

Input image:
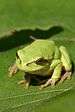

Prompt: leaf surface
[{"left": 0, "top": 0, "right": 75, "bottom": 112}]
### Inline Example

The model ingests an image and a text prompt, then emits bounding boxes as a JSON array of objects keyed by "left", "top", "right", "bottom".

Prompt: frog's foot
[
  {"left": 59, "top": 71, "right": 72, "bottom": 83},
  {"left": 39, "top": 78, "right": 56, "bottom": 90},
  {"left": 18, "top": 79, "right": 30, "bottom": 89},
  {"left": 18, "top": 80, "right": 26, "bottom": 84},
  {"left": 8, "top": 64, "right": 18, "bottom": 77},
  {"left": 18, "top": 74, "right": 31, "bottom": 89},
  {"left": 40, "top": 63, "right": 62, "bottom": 89}
]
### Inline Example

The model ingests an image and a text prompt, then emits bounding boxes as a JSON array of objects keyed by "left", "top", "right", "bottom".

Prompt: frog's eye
[{"left": 35, "top": 58, "right": 48, "bottom": 65}]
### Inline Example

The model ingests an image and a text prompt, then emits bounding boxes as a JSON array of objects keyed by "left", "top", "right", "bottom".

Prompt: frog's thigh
[
  {"left": 59, "top": 46, "right": 72, "bottom": 82},
  {"left": 40, "top": 63, "right": 62, "bottom": 89}
]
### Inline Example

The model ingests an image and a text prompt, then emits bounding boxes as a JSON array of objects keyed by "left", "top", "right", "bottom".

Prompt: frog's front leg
[
  {"left": 8, "top": 63, "right": 18, "bottom": 77},
  {"left": 18, "top": 73, "right": 31, "bottom": 89},
  {"left": 59, "top": 46, "right": 72, "bottom": 83},
  {"left": 40, "top": 60, "right": 62, "bottom": 89}
]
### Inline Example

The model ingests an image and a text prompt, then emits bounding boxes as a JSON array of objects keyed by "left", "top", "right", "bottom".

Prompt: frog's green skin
[{"left": 9, "top": 39, "right": 72, "bottom": 89}]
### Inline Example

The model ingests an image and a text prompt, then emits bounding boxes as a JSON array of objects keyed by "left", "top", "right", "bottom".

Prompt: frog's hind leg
[
  {"left": 40, "top": 63, "right": 62, "bottom": 89},
  {"left": 18, "top": 73, "right": 31, "bottom": 88},
  {"left": 59, "top": 46, "right": 72, "bottom": 83}
]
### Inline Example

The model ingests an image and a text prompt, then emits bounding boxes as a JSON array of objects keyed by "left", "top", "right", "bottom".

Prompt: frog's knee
[{"left": 59, "top": 46, "right": 67, "bottom": 52}]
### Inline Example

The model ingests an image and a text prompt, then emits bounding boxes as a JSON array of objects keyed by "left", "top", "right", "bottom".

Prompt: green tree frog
[{"left": 9, "top": 38, "right": 72, "bottom": 89}]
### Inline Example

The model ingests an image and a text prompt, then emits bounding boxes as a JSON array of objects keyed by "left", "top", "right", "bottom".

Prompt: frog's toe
[
  {"left": 8, "top": 64, "right": 18, "bottom": 77},
  {"left": 39, "top": 78, "right": 56, "bottom": 89},
  {"left": 59, "top": 71, "right": 72, "bottom": 83},
  {"left": 18, "top": 80, "right": 26, "bottom": 85},
  {"left": 18, "top": 79, "right": 30, "bottom": 89},
  {"left": 49, "top": 79, "right": 56, "bottom": 86}
]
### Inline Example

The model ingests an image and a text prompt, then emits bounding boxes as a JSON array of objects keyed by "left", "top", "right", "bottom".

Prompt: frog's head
[{"left": 16, "top": 50, "right": 49, "bottom": 73}]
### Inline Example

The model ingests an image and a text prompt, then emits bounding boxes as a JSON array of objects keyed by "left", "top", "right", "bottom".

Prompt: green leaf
[
  {"left": 0, "top": 29, "right": 75, "bottom": 112},
  {"left": 0, "top": 0, "right": 75, "bottom": 112}
]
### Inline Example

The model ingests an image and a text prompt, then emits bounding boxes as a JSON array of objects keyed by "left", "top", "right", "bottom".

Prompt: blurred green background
[{"left": 0, "top": 0, "right": 75, "bottom": 112}]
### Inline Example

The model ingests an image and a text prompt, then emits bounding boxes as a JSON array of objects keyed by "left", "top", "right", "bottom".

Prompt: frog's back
[
  {"left": 32, "top": 39, "right": 55, "bottom": 59},
  {"left": 18, "top": 39, "right": 56, "bottom": 63},
  {"left": 31, "top": 39, "right": 55, "bottom": 47},
  {"left": 30, "top": 39, "right": 55, "bottom": 53}
]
